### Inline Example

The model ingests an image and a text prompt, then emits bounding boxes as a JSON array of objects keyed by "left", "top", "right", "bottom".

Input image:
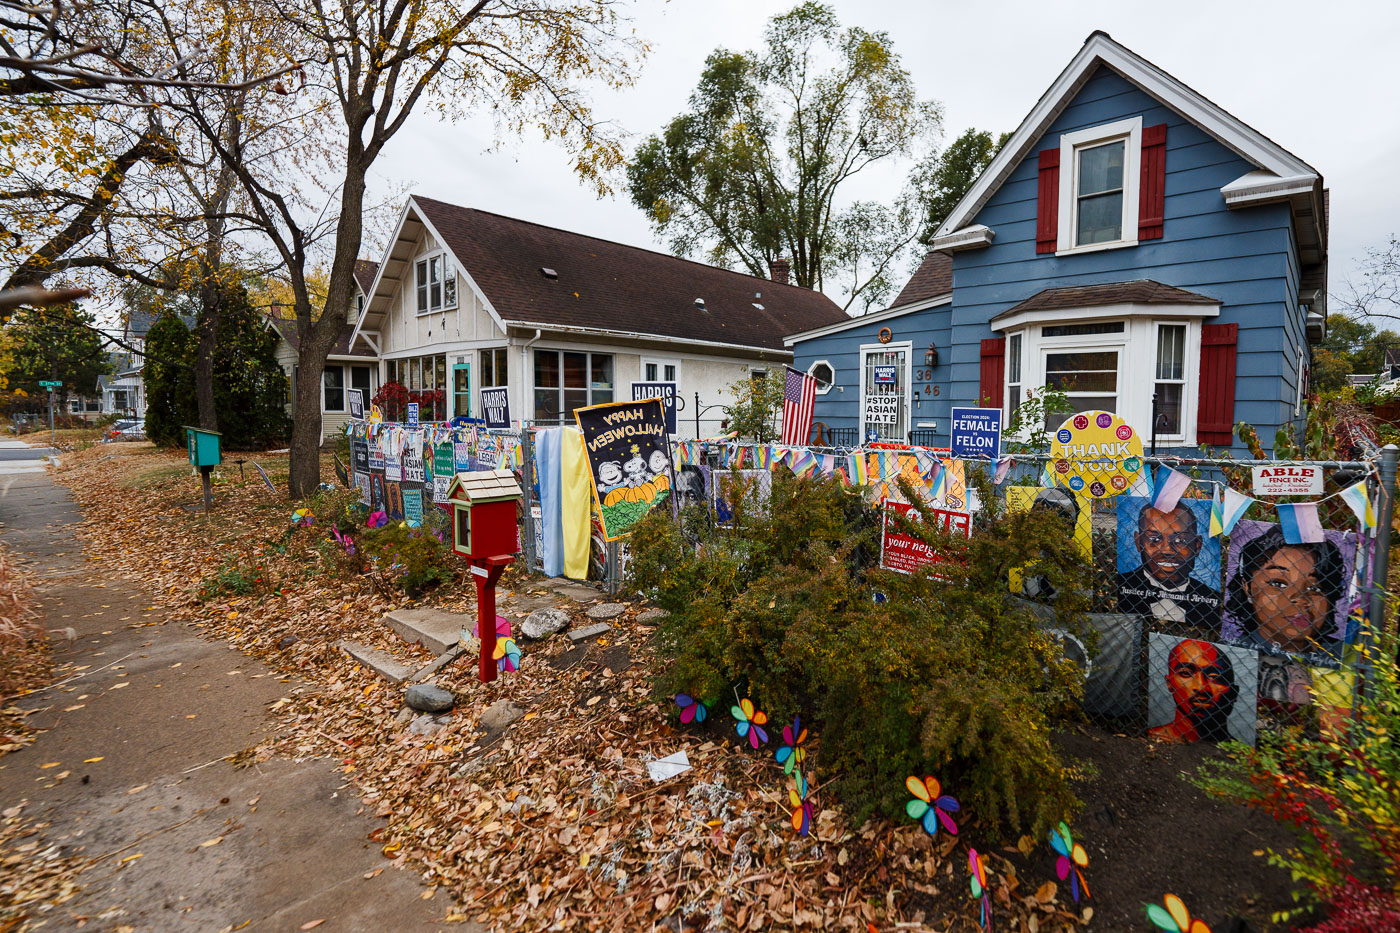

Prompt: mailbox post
[
  {"left": 185, "top": 427, "right": 222, "bottom": 513},
  {"left": 445, "top": 469, "right": 523, "bottom": 682}
]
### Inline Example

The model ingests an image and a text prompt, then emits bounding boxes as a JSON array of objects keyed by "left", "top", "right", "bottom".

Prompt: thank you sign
[
  {"left": 630, "top": 381, "right": 677, "bottom": 434},
  {"left": 480, "top": 387, "right": 511, "bottom": 429},
  {"left": 949, "top": 407, "right": 1001, "bottom": 460}
]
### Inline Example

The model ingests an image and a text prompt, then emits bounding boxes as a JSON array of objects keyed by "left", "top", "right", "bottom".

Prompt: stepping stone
[
  {"left": 567, "top": 622, "right": 611, "bottom": 643},
  {"left": 339, "top": 640, "right": 412, "bottom": 683},
  {"left": 586, "top": 603, "right": 625, "bottom": 621},
  {"left": 480, "top": 699, "right": 525, "bottom": 731},
  {"left": 383, "top": 607, "right": 471, "bottom": 654},
  {"left": 405, "top": 683, "right": 455, "bottom": 713},
  {"left": 551, "top": 582, "right": 602, "bottom": 602},
  {"left": 637, "top": 608, "right": 669, "bottom": 624},
  {"left": 521, "top": 608, "right": 571, "bottom": 640}
]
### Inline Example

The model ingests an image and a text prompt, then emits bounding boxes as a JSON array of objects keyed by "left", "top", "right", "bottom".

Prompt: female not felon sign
[{"left": 575, "top": 397, "right": 673, "bottom": 540}]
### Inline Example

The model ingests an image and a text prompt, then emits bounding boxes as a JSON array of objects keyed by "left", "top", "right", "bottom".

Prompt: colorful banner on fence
[{"left": 575, "top": 397, "right": 673, "bottom": 541}]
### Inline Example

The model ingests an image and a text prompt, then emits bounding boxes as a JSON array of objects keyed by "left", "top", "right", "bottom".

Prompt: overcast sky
[{"left": 373, "top": 0, "right": 1400, "bottom": 311}]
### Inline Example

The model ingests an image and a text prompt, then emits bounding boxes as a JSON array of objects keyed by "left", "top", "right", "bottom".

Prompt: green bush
[
  {"left": 198, "top": 558, "right": 260, "bottom": 600},
  {"left": 358, "top": 523, "right": 455, "bottom": 596},
  {"left": 628, "top": 468, "right": 1092, "bottom": 837}
]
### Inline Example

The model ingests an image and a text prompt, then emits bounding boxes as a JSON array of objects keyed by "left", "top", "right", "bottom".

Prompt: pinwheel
[
  {"left": 674, "top": 694, "right": 708, "bottom": 724},
  {"left": 1147, "top": 894, "right": 1212, "bottom": 933},
  {"left": 1049, "top": 821, "right": 1090, "bottom": 902},
  {"left": 331, "top": 525, "right": 355, "bottom": 556},
  {"left": 904, "top": 775, "right": 959, "bottom": 836},
  {"left": 493, "top": 637, "right": 522, "bottom": 673},
  {"left": 775, "top": 715, "right": 807, "bottom": 774},
  {"left": 731, "top": 698, "right": 769, "bottom": 748},
  {"left": 968, "top": 848, "right": 989, "bottom": 930},
  {"left": 366, "top": 510, "right": 388, "bottom": 529},
  {"left": 291, "top": 508, "right": 314, "bottom": 527},
  {"left": 788, "top": 771, "right": 813, "bottom": 837}
]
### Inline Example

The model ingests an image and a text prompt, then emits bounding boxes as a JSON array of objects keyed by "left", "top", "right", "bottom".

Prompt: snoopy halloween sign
[{"left": 576, "top": 397, "right": 674, "bottom": 541}]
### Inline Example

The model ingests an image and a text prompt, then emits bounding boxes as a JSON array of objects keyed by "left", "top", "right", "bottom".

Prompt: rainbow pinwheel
[
  {"left": 291, "top": 508, "right": 314, "bottom": 526},
  {"left": 1049, "top": 821, "right": 1090, "bottom": 903},
  {"left": 493, "top": 637, "right": 521, "bottom": 673},
  {"left": 366, "top": 510, "right": 388, "bottom": 529},
  {"left": 968, "top": 848, "right": 989, "bottom": 930},
  {"left": 731, "top": 698, "right": 769, "bottom": 748},
  {"left": 788, "top": 771, "right": 813, "bottom": 836},
  {"left": 775, "top": 715, "right": 807, "bottom": 774},
  {"left": 904, "top": 775, "right": 960, "bottom": 836},
  {"left": 1147, "top": 894, "right": 1212, "bottom": 933},
  {"left": 674, "top": 694, "right": 708, "bottom": 723}
]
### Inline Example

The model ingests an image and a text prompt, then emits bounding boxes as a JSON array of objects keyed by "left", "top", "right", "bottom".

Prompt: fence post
[
  {"left": 1368, "top": 444, "right": 1398, "bottom": 631},
  {"left": 519, "top": 427, "right": 537, "bottom": 572}
]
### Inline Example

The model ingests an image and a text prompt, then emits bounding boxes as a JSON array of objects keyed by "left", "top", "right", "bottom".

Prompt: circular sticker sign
[{"left": 1048, "top": 410, "right": 1143, "bottom": 499}]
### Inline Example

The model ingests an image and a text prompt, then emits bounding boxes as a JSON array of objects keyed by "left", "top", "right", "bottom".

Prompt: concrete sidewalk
[{"left": 0, "top": 466, "right": 461, "bottom": 931}]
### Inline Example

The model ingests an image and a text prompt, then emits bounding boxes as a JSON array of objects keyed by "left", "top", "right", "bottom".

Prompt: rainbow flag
[
  {"left": 756, "top": 445, "right": 772, "bottom": 470},
  {"left": 1339, "top": 480, "right": 1376, "bottom": 529},
  {"left": 1277, "top": 502, "right": 1325, "bottom": 544},
  {"left": 847, "top": 452, "right": 869, "bottom": 485},
  {"left": 791, "top": 449, "right": 817, "bottom": 478}
]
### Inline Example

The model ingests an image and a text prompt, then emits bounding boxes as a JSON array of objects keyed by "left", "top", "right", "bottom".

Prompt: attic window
[{"left": 541, "top": 267, "right": 558, "bottom": 279}]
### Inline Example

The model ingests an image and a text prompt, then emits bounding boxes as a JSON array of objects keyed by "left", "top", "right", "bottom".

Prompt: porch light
[{"left": 924, "top": 343, "right": 939, "bottom": 368}]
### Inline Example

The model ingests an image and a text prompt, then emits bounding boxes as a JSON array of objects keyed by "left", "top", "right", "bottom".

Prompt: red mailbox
[{"left": 445, "top": 470, "right": 523, "bottom": 682}]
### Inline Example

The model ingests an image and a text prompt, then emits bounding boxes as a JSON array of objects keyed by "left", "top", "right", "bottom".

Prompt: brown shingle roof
[
  {"left": 992, "top": 280, "right": 1218, "bottom": 321},
  {"left": 890, "top": 251, "right": 952, "bottom": 309},
  {"left": 269, "top": 318, "right": 374, "bottom": 357},
  {"left": 412, "top": 197, "right": 848, "bottom": 351},
  {"left": 353, "top": 259, "right": 378, "bottom": 295}
]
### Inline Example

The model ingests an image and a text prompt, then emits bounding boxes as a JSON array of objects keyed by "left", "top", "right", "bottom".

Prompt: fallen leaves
[{"left": 198, "top": 836, "right": 224, "bottom": 848}]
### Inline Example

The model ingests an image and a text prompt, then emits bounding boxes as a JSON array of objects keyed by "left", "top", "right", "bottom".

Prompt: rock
[
  {"left": 636, "top": 608, "right": 669, "bottom": 624},
  {"left": 404, "top": 683, "right": 455, "bottom": 713},
  {"left": 277, "top": 634, "right": 299, "bottom": 649},
  {"left": 395, "top": 707, "right": 415, "bottom": 725},
  {"left": 521, "top": 607, "right": 571, "bottom": 640},
  {"left": 479, "top": 699, "right": 526, "bottom": 731},
  {"left": 408, "top": 713, "right": 449, "bottom": 736},
  {"left": 567, "top": 622, "right": 611, "bottom": 642},
  {"left": 586, "top": 602, "right": 625, "bottom": 620}
]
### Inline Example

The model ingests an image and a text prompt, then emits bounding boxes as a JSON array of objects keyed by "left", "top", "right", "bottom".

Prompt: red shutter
[
  {"left": 1138, "top": 123, "right": 1167, "bottom": 240},
  {"left": 1035, "top": 149, "right": 1060, "bottom": 254},
  {"left": 980, "top": 338, "right": 1006, "bottom": 409},
  {"left": 1196, "top": 322, "right": 1238, "bottom": 445}
]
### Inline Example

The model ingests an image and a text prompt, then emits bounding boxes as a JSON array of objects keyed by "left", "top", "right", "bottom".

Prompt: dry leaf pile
[
  {"left": 0, "top": 539, "right": 50, "bottom": 756},
  {"left": 50, "top": 445, "right": 1091, "bottom": 932}
]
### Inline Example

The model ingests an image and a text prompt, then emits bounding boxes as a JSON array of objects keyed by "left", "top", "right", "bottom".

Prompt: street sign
[
  {"left": 949, "top": 407, "right": 1002, "bottom": 460},
  {"left": 39, "top": 380, "right": 61, "bottom": 389}
]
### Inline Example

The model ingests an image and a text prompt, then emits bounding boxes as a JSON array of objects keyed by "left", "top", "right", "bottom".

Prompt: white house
[{"left": 349, "top": 196, "right": 848, "bottom": 437}]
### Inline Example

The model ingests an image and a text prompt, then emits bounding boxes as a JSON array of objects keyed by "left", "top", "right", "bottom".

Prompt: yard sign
[
  {"left": 880, "top": 500, "right": 972, "bottom": 574},
  {"left": 949, "top": 407, "right": 1001, "bottom": 460}
]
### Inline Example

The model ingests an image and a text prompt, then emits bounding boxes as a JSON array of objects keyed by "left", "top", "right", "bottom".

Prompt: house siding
[{"left": 946, "top": 66, "right": 1301, "bottom": 454}]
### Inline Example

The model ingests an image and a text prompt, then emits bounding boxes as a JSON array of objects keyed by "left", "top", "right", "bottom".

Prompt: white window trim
[
  {"left": 807, "top": 359, "right": 835, "bottom": 395},
  {"left": 641, "top": 356, "right": 681, "bottom": 386},
  {"left": 1057, "top": 117, "right": 1142, "bottom": 256},
  {"left": 1001, "top": 315, "right": 1203, "bottom": 447},
  {"left": 859, "top": 342, "right": 913, "bottom": 443},
  {"left": 414, "top": 249, "right": 459, "bottom": 316},
  {"left": 532, "top": 347, "right": 616, "bottom": 422}
]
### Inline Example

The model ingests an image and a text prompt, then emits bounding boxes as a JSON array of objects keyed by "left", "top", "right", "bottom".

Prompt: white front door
[{"left": 860, "top": 344, "right": 910, "bottom": 443}]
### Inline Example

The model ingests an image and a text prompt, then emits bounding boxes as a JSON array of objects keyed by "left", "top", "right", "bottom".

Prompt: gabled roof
[
  {"left": 353, "top": 259, "right": 377, "bottom": 296},
  {"left": 268, "top": 318, "right": 375, "bottom": 359},
  {"left": 362, "top": 196, "right": 848, "bottom": 355},
  {"left": 889, "top": 251, "right": 952, "bottom": 311},
  {"left": 447, "top": 469, "right": 522, "bottom": 503},
  {"left": 992, "top": 280, "right": 1218, "bottom": 321},
  {"left": 932, "top": 32, "right": 1325, "bottom": 275}
]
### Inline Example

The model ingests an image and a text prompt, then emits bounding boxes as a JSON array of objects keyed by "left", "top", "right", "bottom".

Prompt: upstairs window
[
  {"left": 414, "top": 252, "right": 458, "bottom": 314},
  {"left": 1057, "top": 117, "right": 1141, "bottom": 254}
]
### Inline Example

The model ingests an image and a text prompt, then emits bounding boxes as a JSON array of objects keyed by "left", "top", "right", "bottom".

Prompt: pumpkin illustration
[{"left": 604, "top": 480, "right": 662, "bottom": 506}]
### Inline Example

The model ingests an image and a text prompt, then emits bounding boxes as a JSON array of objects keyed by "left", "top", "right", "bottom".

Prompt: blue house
[{"left": 789, "top": 32, "right": 1326, "bottom": 454}]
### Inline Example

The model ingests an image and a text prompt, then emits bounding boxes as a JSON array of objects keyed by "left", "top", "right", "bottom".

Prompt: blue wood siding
[{"left": 945, "top": 66, "right": 1301, "bottom": 455}]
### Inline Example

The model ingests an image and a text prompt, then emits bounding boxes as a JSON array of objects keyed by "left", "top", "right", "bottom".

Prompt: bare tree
[{"left": 1337, "top": 234, "right": 1400, "bottom": 325}]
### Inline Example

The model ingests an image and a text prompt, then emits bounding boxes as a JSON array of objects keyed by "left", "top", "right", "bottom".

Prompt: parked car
[{"left": 103, "top": 419, "right": 146, "bottom": 442}]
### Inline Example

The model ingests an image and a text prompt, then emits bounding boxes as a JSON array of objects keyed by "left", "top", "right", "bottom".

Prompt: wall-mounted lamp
[{"left": 924, "top": 342, "right": 939, "bottom": 368}]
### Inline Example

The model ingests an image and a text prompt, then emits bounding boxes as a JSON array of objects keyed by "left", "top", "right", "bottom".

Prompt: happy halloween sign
[{"left": 575, "top": 397, "right": 673, "bottom": 541}]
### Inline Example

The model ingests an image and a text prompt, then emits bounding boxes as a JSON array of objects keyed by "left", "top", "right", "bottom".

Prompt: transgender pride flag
[
  {"left": 1151, "top": 465, "right": 1192, "bottom": 513},
  {"left": 1276, "top": 502, "right": 1325, "bottom": 544}
]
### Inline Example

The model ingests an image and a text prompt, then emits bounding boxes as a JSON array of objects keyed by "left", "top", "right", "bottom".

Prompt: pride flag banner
[
  {"left": 993, "top": 457, "right": 1012, "bottom": 485},
  {"left": 928, "top": 460, "right": 947, "bottom": 501},
  {"left": 1208, "top": 486, "right": 1254, "bottom": 537},
  {"left": 1151, "top": 465, "right": 1192, "bottom": 513},
  {"left": 1276, "top": 502, "right": 1325, "bottom": 544},
  {"left": 847, "top": 452, "right": 869, "bottom": 485},
  {"left": 1338, "top": 480, "right": 1376, "bottom": 529}
]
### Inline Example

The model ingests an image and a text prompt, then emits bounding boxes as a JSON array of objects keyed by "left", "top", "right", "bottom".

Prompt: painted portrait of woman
[{"left": 1223, "top": 521, "right": 1355, "bottom": 666}]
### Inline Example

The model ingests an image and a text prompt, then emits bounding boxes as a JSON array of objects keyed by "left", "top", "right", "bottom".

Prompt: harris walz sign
[{"left": 576, "top": 397, "right": 673, "bottom": 541}]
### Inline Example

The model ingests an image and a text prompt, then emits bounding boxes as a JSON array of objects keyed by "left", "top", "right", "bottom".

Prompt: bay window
[{"left": 1154, "top": 324, "right": 1186, "bottom": 435}]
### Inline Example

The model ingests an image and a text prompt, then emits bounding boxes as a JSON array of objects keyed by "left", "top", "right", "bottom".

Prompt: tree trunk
[
  {"left": 194, "top": 287, "right": 219, "bottom": 431},
  {"left": 288, "top": 342, "right": 325, "bottom": 497}
]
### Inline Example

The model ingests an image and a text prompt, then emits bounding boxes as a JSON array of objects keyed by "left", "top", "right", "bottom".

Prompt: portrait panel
[
  {"left": 1146, "top": 632, "right": 1258, "bottom": 746},
  {"left": 1115, "top": 496, "right": 1221, "bottom": 637}
]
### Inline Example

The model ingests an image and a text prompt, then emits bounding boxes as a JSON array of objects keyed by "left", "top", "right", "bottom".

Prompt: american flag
[{"left": 781, "top": 365, "right": 817, "bottom": 445}]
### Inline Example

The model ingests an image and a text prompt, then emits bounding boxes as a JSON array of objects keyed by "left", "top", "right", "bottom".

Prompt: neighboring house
[
  {"left": 269, "top": 259, "right": 381, "bottom": 441},
  {"left": 99, "top": 309, "right": 161, "bottom": 418},
  {"left": 352, "top": 196, "right": 848, "bottom": 437},
  {"left": 789, "top": 32, "right": 1327, "bottom": 455}
]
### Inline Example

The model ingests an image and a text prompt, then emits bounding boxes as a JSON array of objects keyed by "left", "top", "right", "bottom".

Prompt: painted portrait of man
[
  {"left": 1116, "top": 497, "right": 1221, "bottom": 635},
  {"left": 675, "top": 464, "right": 708, "bottom": 509},
  {"left": 1146, "top": 633, "right": 1257, "bottom": 745}
]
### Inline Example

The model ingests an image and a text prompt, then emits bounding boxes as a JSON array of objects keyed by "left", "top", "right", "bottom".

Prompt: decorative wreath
[{"left": 878, "top": 327, "right": 893, "bottom": 344}]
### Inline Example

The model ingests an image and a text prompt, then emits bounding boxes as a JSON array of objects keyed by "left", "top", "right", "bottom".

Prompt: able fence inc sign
[{"left": 1252, "top": 464, "right": 1323, "bottom": 496}]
